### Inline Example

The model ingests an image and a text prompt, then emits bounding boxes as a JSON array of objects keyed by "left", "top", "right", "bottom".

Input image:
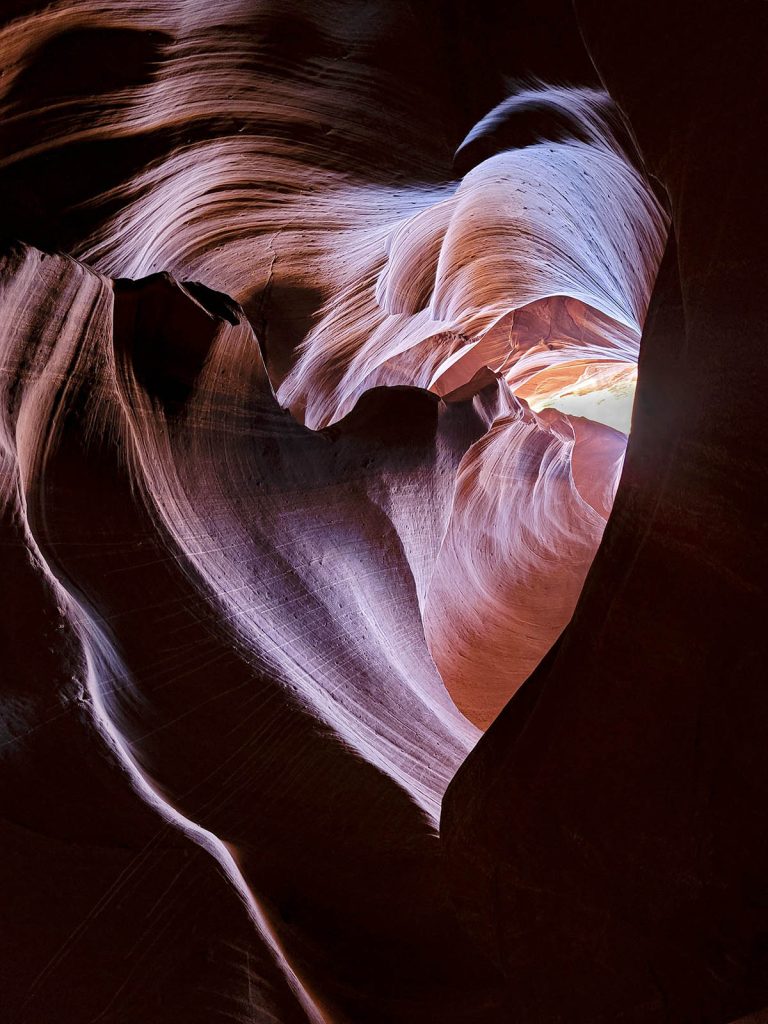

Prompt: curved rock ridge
[
  {"left": 6, "top": 2, "right": 756, "bottom": 1021},
  {"left": 0, "top": 3, "right": 665, "bottom": 426},
  {"left": 2, "top": 243, "right": 522, "bottom": 1021},
  {"left": 425, "top": 401, "right": 626, "bottom": 729},
  {"left": 0, "top": 232, "right": 645, "bottom": 1019},
  {"left": 442, "top": 2, "right": 768, "bottom": 1022},
  {"left": 277, "top": 110, "right": 665, "bottom": 430},
  {"left": 0, "top": 0, "right": 668, "bottom": 761},
  {"left": 0, "top": 245, "right": 319, "bottom": 1024}
]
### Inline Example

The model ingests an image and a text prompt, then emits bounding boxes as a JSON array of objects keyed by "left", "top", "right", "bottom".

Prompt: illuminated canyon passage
[{"left": 1, "top": 2, "right": 767, "bottom": 1022}]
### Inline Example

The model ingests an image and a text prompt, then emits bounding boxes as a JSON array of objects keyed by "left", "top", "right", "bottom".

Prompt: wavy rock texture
[
  {"left": 442, "top": 3, "right": 768, "bottom": 1024},
  {"left": 0, "top": 1, "right": 763, "bottom": 1022},
  {"left": 1, "top": 244, "right": 510, "bottom": 1022}
]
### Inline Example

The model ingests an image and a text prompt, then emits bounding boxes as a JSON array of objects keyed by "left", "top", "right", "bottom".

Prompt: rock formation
[{"left": 0, "top": 1, "right": 764, "bottom": 1022}]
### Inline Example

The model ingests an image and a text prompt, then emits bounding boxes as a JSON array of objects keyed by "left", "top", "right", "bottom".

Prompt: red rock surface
[{"left": 0, "top": 1, "right": 764, "bottom": 1022}]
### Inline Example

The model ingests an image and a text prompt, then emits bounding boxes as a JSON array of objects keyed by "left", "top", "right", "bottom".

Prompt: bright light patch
[{"left": 518, "top": 361, "right": 637, "bottom": 434}]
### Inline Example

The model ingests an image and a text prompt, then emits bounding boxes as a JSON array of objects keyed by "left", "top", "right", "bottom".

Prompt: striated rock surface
[
  {"left": 0, "top": 1, "right": 763, "bottom": 1022},
  {"left": 442, "top": 1, "right": 768, "bottom": 1022},
  {"left": 1, "top": 244, "right": 511, "bottom": 1021}
]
